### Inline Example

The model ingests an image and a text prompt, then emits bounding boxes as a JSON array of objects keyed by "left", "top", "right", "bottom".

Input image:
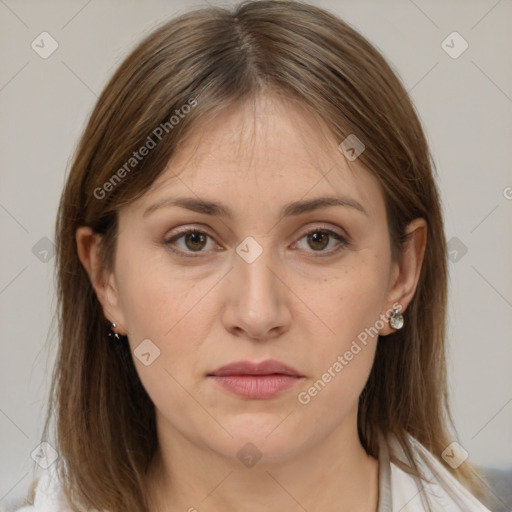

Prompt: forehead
[{"left": 126, "top": 93, "right": 385, "bottom": 221}]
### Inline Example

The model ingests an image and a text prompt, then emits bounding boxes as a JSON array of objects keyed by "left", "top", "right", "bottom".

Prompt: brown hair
[{"left": 26, "top": 1, "right": 490, "bottom": 511}]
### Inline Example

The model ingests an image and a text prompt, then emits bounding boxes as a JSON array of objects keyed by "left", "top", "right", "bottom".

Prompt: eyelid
[{"left": 296, "top": 223, "right": 349, "bottom": 242}]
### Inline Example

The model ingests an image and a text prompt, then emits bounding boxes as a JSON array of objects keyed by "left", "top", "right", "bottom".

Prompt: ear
[
  {"left": 75, "top": 226, "right": 127, "bottom": 336},
  {"left": 379, "top": 217, "right": 427, "bottom": 336}
]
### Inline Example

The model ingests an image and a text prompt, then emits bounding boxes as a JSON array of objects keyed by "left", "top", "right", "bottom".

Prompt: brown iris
[
  {"left": 184, "top": 232, "right": 207, "bottom": 251},
  {"left": 307, "top": 231, "right": 330, "bottom": 251}
]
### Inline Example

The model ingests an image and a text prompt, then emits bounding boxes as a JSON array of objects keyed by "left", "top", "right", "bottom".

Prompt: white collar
[{"left": 377, "top": 432, "right": 491, "bottom": 511}]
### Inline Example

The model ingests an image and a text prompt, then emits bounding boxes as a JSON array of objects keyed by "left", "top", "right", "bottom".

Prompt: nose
[{"left": 221, "top": 241, "right": 292, "bottom": 342}]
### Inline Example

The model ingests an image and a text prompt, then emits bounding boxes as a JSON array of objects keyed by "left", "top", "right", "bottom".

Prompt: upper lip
[{"left": 208, "top": 359, "right": 303, "bottom": 377}]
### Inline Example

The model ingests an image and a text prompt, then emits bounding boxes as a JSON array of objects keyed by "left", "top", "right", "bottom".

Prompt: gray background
[{"left": 1, "top": 0, "right": 511, "bottom": 510}]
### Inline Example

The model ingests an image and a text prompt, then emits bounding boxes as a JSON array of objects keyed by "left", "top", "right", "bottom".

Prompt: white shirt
[
  {"left": 13, "top": 433, "right": 491, "bottom": 512},
  {"left": 377, "top": 433, "right": 491, "bottom": 511}
]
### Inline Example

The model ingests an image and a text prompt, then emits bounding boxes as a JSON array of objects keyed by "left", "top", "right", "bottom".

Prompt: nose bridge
[
  {"left": 237, "top": 235, "right": 280, "bottom": 313},
  {"left": 225, "top": 234, "right": 291, "bottom": 338}
]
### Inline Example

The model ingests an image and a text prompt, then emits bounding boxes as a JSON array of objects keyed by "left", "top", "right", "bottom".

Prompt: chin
[{"left": 207, "top": 412, "right": 311, "bottom": 465}]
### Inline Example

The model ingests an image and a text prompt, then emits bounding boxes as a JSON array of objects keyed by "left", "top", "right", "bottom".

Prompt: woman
[{"left": 14, "top": 1, "right": 493, "bottom": 511}]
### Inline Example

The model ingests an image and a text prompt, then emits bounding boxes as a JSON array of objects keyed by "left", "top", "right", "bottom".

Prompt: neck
[{"left": 145, "top": 407, "right": 379, "bottom": 512}]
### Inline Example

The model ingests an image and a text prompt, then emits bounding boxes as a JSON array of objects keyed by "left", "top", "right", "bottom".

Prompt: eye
[
  {"left": 164, "top": 228, "right": 218, "bottom": 257},
  {"left": 164, "top": 225, "right": 349, "bottom": 258},
  {"left": 293, "top": 226, "right": 348, "bottom": 255}
]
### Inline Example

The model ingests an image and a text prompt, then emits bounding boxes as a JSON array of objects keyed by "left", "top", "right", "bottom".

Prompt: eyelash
[{"left": 163, "top": 225, "right": 349, "bottom": 258}]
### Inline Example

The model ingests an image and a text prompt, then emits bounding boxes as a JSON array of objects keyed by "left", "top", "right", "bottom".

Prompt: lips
[
  {"left": 208, "top": 359, "right": 304, "bottom": 399},
  {"left": 209, "top": 359, "right": 303, "bottom": 377}
]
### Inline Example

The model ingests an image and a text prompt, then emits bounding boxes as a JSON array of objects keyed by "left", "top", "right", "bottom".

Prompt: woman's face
[{"left": 83, "top": 94, "right": 424, "bottom": 465}]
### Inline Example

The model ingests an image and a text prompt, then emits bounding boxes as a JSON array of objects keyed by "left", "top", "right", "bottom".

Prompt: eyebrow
[{"left": 142, "top": 195, "right": 368, "bottom": 220}]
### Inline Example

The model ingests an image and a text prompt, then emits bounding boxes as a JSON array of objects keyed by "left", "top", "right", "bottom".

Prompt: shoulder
[{"left": 387, "top": 433, "right": 492, "bottom": 512}]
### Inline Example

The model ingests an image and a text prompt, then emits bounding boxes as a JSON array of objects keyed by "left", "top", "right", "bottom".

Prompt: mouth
[{"left": 207, "top": 359, "right": 305, "bottom": 399}]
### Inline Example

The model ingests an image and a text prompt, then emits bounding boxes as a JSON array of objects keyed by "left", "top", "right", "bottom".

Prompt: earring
[
  {"left": 105, "top": 319, "right": 124, "bottom": 341},
  {"left": 389, "top": 309, "right": 404, "bottom": 330}
]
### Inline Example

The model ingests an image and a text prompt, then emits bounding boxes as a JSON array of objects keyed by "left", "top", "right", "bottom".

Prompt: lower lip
[{"left": 209, "top": 374, "right": 302, "bottom": 399}]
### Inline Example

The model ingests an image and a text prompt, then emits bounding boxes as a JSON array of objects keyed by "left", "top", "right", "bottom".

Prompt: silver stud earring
[
  {"left": 389, "top": 309, "right": 404, "bottom": 330},
  {"left": 105, "top": 319, "right": 123, "bottom": 341}
]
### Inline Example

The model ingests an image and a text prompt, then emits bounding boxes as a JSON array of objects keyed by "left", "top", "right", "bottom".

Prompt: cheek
[
  {"left": 115, "top": 241, "right": 198, "bottom": 340},
  {"left": 311, "top": 255, "right": 389, "bottom": 351},
  {"left": 295, "top": 253, "right": 388, "bottom": 402},
  {"left": 113, "top": 253, "right": 211, "bottom": 427},
  {"left": 114, "top": 245, "right": 220, "bottom": 391},
  {"left": 305, "top": 310, "right": 379, "bottom": 402}
]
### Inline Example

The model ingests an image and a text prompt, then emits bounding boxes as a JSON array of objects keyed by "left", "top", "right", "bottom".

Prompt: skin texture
[{"left": 76, "top": 93, "right": 427, "bottom": 512}]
